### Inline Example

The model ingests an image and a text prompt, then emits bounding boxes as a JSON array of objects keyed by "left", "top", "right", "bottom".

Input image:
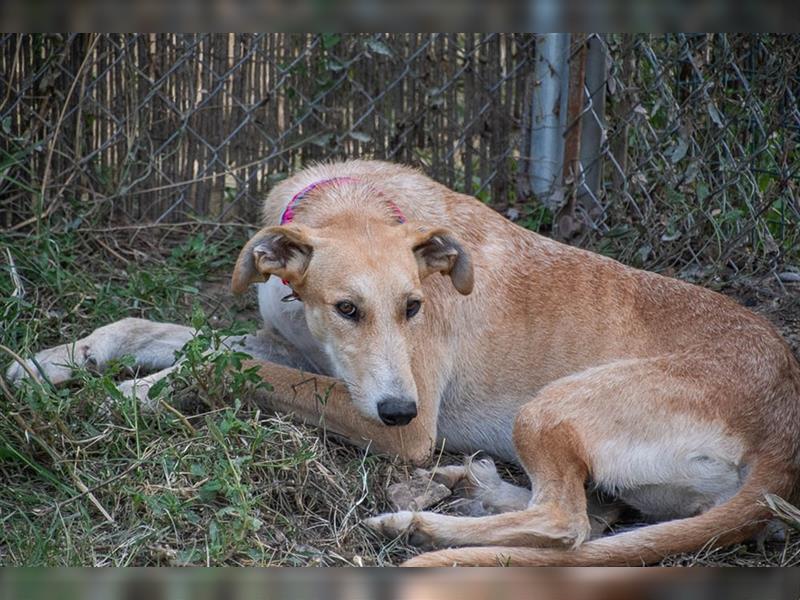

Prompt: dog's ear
[
  {"left": 231, "top": 224, "right": 314, "bottom": 294},
  {"left": 410, "top": 227, "right": 474, "bottom": 295}
]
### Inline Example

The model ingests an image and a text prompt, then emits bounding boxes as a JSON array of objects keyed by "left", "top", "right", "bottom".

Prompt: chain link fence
[
  {"left": 2, "top": 33, "right": 798, "bottom": 277},
  {"left": 565, "top": 34, "right": 800, "bottom": 278}
]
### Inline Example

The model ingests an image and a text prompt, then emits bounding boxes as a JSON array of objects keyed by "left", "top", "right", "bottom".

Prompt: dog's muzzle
[{"left": 377, "top": 397, "right": 418, "bottom": 426}]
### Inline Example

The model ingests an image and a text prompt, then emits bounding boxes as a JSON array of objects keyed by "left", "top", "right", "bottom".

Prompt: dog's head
[{"left": 232, "top": 218, "right": 473, "bottom": 426}]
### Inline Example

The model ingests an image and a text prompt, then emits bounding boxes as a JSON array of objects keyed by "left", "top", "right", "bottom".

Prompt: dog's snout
[{"left": 377, "top": 397, "right": 418, "bottom": 426}]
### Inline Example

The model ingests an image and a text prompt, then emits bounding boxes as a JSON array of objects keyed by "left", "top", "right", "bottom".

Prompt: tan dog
[{"left": 9, "top": 160, "right": 800, "bottom": 566}]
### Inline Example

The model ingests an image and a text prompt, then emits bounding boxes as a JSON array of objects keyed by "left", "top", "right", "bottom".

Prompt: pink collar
[{"left": 279, "top": 177, "right": 406, "bottom": 225}]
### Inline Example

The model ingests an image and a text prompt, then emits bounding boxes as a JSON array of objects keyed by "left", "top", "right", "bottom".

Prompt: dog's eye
[
  {"left": 335, "top": 301, "right": 359, "bottom": 321},
  {"left": 406, "top": 299, "right": 421, "bottom": 319}
]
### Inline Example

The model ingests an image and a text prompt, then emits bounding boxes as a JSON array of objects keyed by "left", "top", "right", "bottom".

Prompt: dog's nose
[{"left": 377, "top": 397, "right": 418, "bottom": 426}]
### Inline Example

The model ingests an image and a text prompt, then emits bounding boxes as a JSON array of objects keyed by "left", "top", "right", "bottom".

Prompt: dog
[{"left": 8, "top": 160, "right": 800, "bottom": 566}]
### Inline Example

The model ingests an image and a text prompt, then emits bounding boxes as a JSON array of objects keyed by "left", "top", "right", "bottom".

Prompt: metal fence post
[
  {"left": 578, "top": 34, "right": 607, "bottom": 223},
  {"left": 528, "top": 33, "right": 571, "bottom": 213}
]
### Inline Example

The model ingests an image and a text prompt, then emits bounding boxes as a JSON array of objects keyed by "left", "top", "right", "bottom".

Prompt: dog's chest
[
  {"left": 437, "top": 381, "right": 520, "bottom": 463},
  {"left": 257, "top": 278, "right": 330, "bottom": 372}
]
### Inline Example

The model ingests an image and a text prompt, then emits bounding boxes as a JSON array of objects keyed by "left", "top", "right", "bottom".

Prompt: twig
[
  {"left": 158, "top": 398, "right": 197, "bottom": 434},
  {"left": 94, "top": 236, "right": 130, "bottom": 265},
  {"left": 9, "top": 169, "right": 78, "bottom": 232},
  {"left": 5, "top": 248, "right": 24, "bottom": 299},
  {"left": 0, "top": 370, "right": 15, "bottom": 402},
  {"left": 95, "top": 132, "right": 322, "bottom": 203},
  {"left": 764, "top": 493, "right": 800, "bottom": 531},
  {"left": 69, "top": 469, "right": 115, "bottom": 524}
]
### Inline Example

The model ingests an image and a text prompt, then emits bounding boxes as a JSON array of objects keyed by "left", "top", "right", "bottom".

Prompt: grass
[
  {"left": 1, "top": 223, "right": 800, "bottom": 566},
  {"left": 0, "top": 225, "right": 417, "bottom": 566}
]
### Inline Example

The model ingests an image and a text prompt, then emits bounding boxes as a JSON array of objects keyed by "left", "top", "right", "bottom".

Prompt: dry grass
[{"left": 1, "top": 225, "right": 799, "bottom": 566}]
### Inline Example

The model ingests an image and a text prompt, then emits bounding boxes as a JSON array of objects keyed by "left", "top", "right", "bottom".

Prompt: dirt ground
[{"left": 724, "top": 275, "right": 800, "bottom": 357}]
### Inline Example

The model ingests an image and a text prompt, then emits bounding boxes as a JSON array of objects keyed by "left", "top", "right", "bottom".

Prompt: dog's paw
[
  {"left": 364, "top": 510, "right": 414, "bottom": 537},
  {"left": 366, "top": 511, "right": 445, "bottom": 547},
  {"left": 537, "top": 508, "right": 592, "bottom": 549},
  {"left": 365, "top": 511, "right": 434, "bottom": 546},
  {"left": 108, "top": 377, "right": 162, "bottom": 412},
  {"left": 5, "top": 344, "right": 92, "bottom": 387},
  {"left": 5, "top": 358, "right": 41, "bottom": 385},
  {"left": 420, "top": 456, "right": 502, "bottom": 491},
  {"left": 416, "top": 457, "right": 509, "bottom": 514}
]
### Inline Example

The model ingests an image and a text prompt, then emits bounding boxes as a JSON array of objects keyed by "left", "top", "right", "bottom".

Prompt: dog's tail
[{"left": 404, "top": 456, "right": 795, "bottom": 567}]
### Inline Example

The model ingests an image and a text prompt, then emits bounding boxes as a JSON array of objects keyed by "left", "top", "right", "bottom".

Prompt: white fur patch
[
  {"left": 257, "top": 278, "right": 331, "bottom": 373},
  {"left": 590, "top": 416, "right": 746, "bottom": 519}
]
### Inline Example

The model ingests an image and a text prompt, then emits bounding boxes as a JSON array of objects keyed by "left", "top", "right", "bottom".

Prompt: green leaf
[
  {"left": 102, "top": 378, "right": 125, "bottom": 401},
  {"left": 366, "top": 38, "right": 393, "bottom": 57},
  {"left": 209, "top": 520, "right": 220, "bottom": 545},
  {"left": 177, "top": 548, "right": 201, "bottom": 564},
  {"left": 199, "top": 479, "right": 223, "bottom": 502},
  {"left": 605, "top": 224, "right": 631, "bottom": 238},
  {"left": 669, "top": 138, "right": 689, "bottom": 164},
  {"left": 325, "top": 59, "right": 346, "bottom": 72},
  {"left": 661, "top": 227, "right": 681, "bottom": 242},
  {"left": 348, "top": 131, "right": 372, "bottom": 143},
  {"left": 147, "top": 377, "right": 169, "bottom": 399},
  {"left": 311, "top": 133, "right": 334, "bottom": 148},
  {"left": 322, "top": 33, "right": 340, "bottom": 49},
  {"left": 191, "top": 306, "right": 206, "bottom": 330},
  {"left": 635, "top": 243, "right": 652, "bottom": 265},
  {"left": 707, "top": 102, "right": 724, "bottom": 127},
  {"left": 697, "top": 182, "right": 710, "bottom": 203}
]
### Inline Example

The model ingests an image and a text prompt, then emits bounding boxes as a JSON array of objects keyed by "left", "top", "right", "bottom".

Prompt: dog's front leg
[
  {"left": 6, "top": 318, "right": 194, "bottom": 386},
  {"left": 245, "top": 359, "right": 438, "bottom": 465}
]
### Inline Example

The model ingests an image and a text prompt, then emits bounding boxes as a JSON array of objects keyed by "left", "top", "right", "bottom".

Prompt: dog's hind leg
[
  {"left": 423, "top": 457, "right": 623, "bottom": 535},
  {"left": 6, "top": 318, "right": 194, "bottom": 386},
  {"left": 366, "top": 417, "right": 593, "bottom": 549}
]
